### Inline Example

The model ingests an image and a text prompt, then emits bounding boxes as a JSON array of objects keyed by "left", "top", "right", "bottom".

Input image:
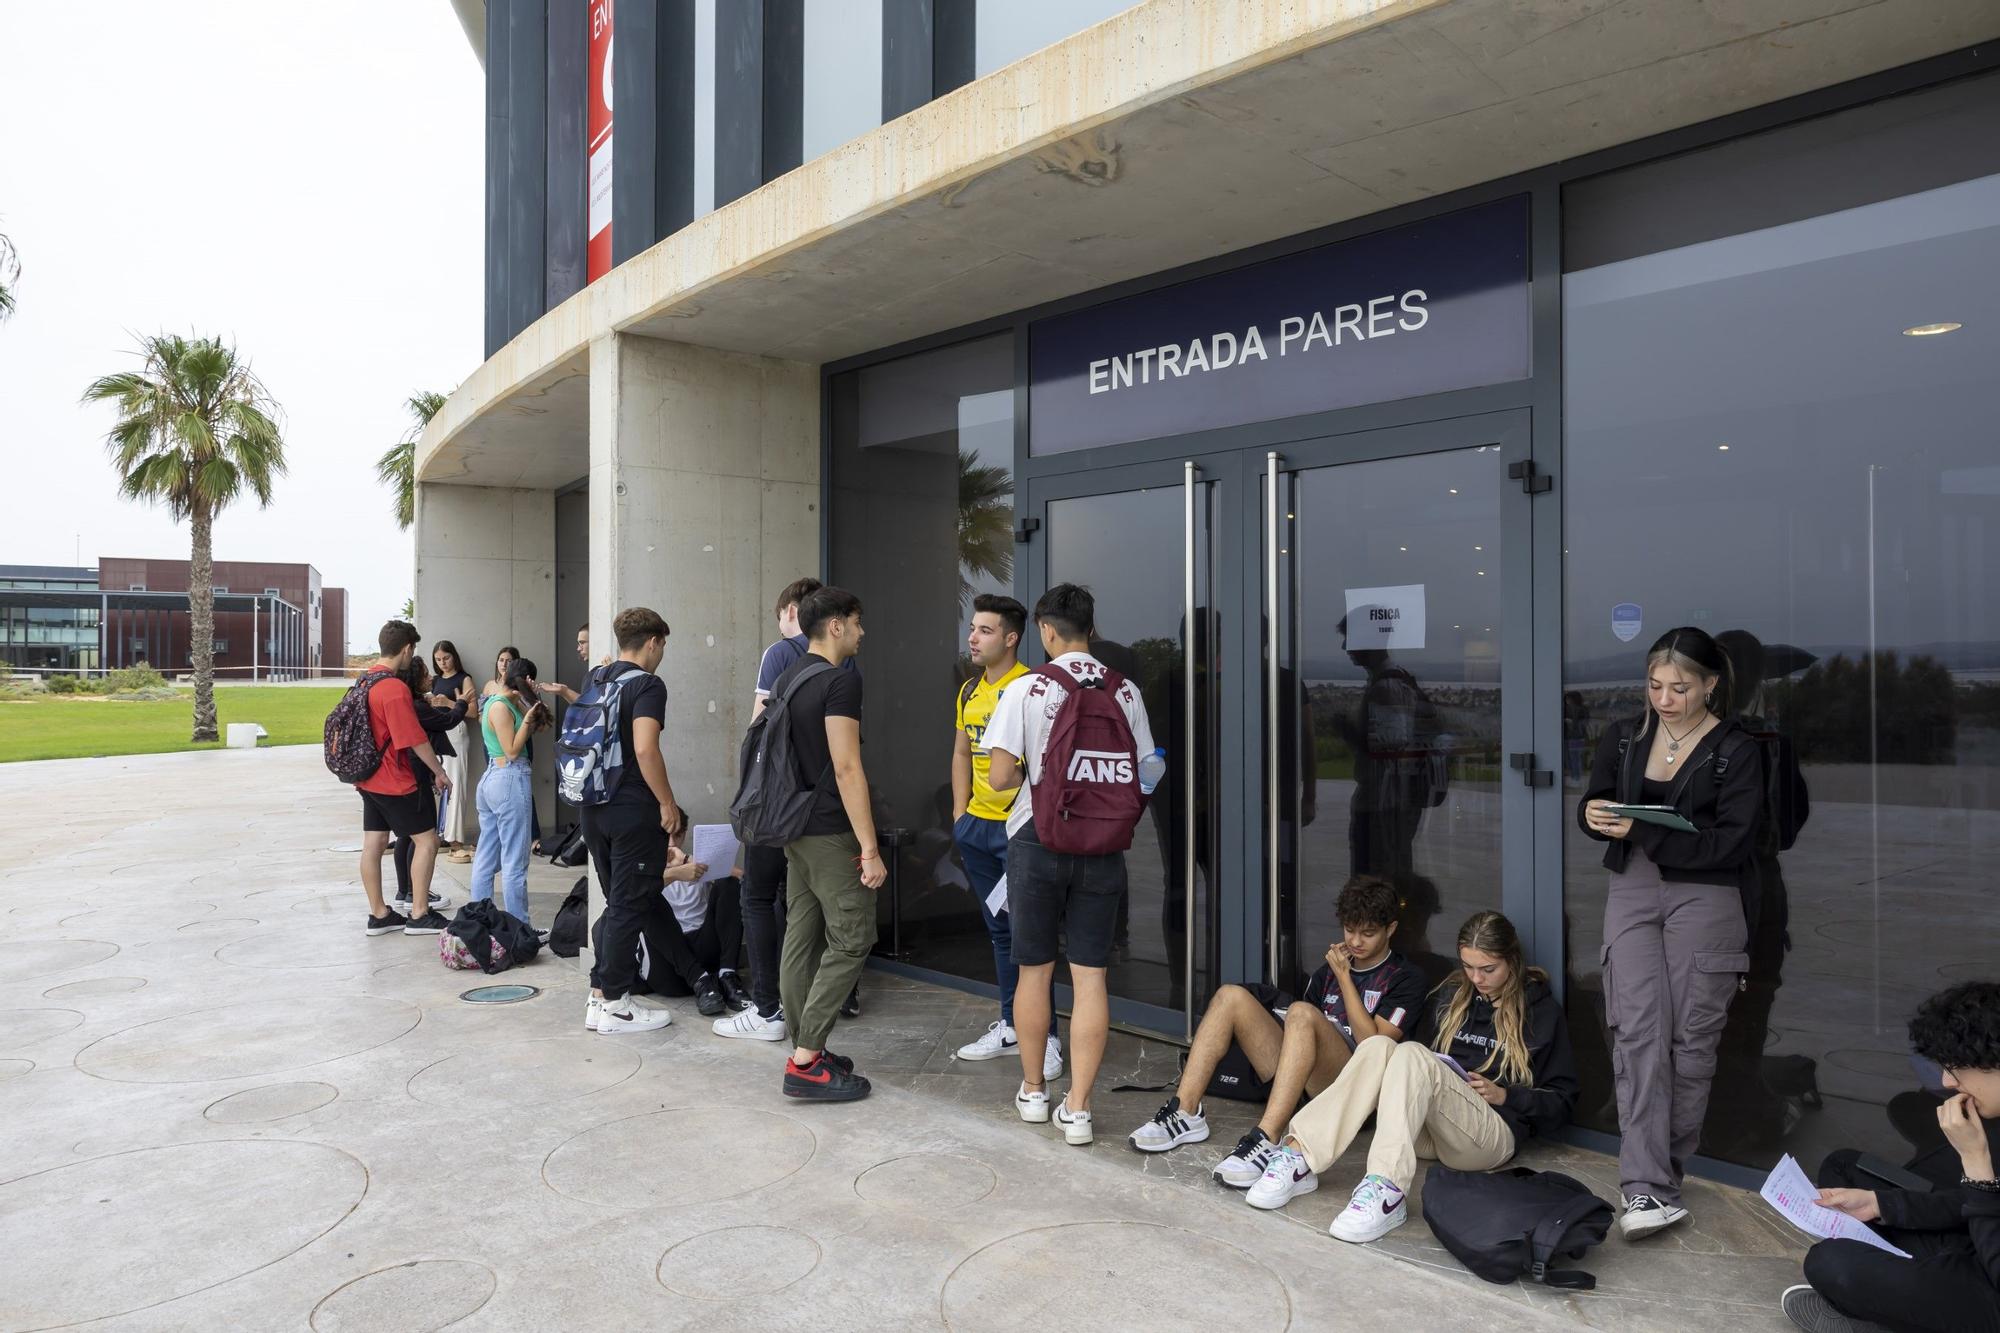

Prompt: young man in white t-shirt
[{"left": 985, "top": 583, "right": 1154, "bottom": 1146}]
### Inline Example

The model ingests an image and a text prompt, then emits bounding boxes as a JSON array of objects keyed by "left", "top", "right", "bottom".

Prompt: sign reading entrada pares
[{"left": 1027, "top": 195, "right": 1531, "bottom": 456}]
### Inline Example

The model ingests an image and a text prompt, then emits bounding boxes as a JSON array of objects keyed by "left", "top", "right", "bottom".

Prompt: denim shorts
[{"left": 1006, "top": 825, "right": 1126, "bottom": 968}]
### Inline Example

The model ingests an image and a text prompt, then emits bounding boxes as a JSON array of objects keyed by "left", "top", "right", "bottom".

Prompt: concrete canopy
[{"left": 417, "top": 0, "right": 2000, "bottom": 489}]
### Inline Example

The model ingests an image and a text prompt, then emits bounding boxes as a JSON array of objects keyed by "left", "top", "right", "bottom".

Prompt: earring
[{"left": 1703, "top": 691, "right": 1714, "bottom": 710}]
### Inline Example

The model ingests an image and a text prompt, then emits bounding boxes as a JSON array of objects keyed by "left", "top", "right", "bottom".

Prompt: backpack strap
[
  {"left": 1525, "top": 1192, "right": 1602, "bottom": 1290},
  {"left": 779, "top": 657, "right": 836, "bottom": 702},
  {"left": 958, "top": 676, "right": 977, "bottom": 717}
]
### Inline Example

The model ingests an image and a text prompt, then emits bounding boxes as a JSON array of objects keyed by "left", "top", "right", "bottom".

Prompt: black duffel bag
[
  {"left": 445, "top": 900, "right": 544, "bottom": 975},
  {"left": 1421, "top": 1165, "right": 1614, "bottom": 1290}
]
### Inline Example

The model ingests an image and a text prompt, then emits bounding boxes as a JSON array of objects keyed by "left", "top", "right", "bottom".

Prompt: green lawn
[{"left": 0, "top": 687, "right": 346, "bottom": 763}]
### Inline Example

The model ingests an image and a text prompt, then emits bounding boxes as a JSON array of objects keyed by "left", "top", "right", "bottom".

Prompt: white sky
[{"left": 0, "top": 1, "right": 485, "bottom": 654}]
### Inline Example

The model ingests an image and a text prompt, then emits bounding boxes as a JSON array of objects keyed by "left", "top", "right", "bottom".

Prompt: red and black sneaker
[{"left": 783, "top": 1052, "right": 870, "bottom": 1102}]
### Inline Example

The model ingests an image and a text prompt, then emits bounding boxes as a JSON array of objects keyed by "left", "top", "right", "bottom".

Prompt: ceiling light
[
  {"left": 1902, "top": 322, "right": 1961, "bottom": 336},
  {"left": 1474, "top": 545, "right": 1483, "bottom": 551},
  {"left": 1399, "top": 546, "right": 1407, "bottom": 551},
  {"left": 1449, "top": 488, "right": 1459, "bottom": 495},
  {"left": 1477, "top": 570, "right": 1486, "bottom": 576},
  {"left": 1717, "top": 444, "right": 1730, "bottom": 452}
]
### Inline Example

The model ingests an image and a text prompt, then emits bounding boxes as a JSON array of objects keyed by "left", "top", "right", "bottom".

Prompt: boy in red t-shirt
[{"left": 358, "top": 621, "right": 454, "bottom": 935}]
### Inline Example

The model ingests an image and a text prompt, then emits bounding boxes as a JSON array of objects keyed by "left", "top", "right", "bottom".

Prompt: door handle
[
  {"left": 1509, "top": 752, "right": 1554, "bottom": 788},
  {"left": 1265, "top": 451, "right": 1281, "bottom": 985},
  {"left": 1183, "top": 460, "right": 1198, "bottom": 1042}
]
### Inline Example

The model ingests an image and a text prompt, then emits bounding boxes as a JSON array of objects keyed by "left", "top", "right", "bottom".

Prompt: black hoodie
[
  {"left": 1413, "top": 977, "right": 1577, "bottom": 1148},
  {"left": 1577, "top": 712, "right": 1766, "bottom": 929}
]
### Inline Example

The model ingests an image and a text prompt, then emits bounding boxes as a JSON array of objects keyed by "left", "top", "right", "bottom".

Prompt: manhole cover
[{"left": 459, "top": 985, "right": 539, "bottom": 1005}]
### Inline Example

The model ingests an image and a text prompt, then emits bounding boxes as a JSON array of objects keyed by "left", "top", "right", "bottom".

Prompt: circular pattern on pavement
[
  {"left": 178, "top": 916, "right": 260, "bottom": 933},
  {"left": 408, "top": 1037, "right": 641, "bottom": 1111},
  {"left": 0, "top": 1058, "right": 33, "bottom": 1081},
  {"left": 658, "top": 1226, "right": 821, "bottom": 1300},
  {"left": 0, "top": 1140, "right": 367, "bottom": 1328},
  {"left": 75, "top": 995, "right": 420, "bottom": 1083},
  {"left": 215, "top": 930, "right": 381, "bottom": 971},
  {"left": 1823, "top": 1047, "right": 1915, "bottom": 1079},
  {"left": 0, "top": 939, "right": 120, "bottom": 984},
  {"left": 204, "top": 1081, "right": 341, "bottom": 1124},
  {"left": 0, "top": 1008, "right": 85, "bottom": 1050},
  {"left": 1940, "top": 959, "right": 1990, "bottom": 983},
  {"left": 543, "top": 1107, "right": 816, "bottom": 1209},
  {"left": 43, "top": 975, "right": 147, "bottom": 999},
  {"left": 309, "top": 1259, "right": 497, "bottom": 1331},
  {"left": 854, "top": 1153, "right": 997, "bottom": 1212},
  {"left": 941, "top": 1223, "right": 1290, "bottom": 1331}
]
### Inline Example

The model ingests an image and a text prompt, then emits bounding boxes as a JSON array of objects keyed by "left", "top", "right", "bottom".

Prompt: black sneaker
[
  {"left": 821, "top": 1049, "right": 855, "bottom": 1074},
  {"left": 783, "top": 1053, "right": 870, "bottom": 1102},
  {"left": 695, "top": 974, "right": 727, "bottom": 1018},
  {"left": 840, "top": 984, "right": 862, "bottom": 1019},
  {"left": 717, "top": 971, "right": 753, "bottom": 1012},
  {"left": 403, "top": 910, "right": 451, "bottom": 936},
  {"left": 366, "top": 907, "right": 410, "bottom": 936}
]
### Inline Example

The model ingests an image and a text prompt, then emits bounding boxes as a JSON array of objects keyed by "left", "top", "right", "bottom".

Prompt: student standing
[
  {"left": 985, "top": 583, "right": 1155, "bottom": 1146},
  {"left": 390, "top": 656, "right": 462, "bottom": 915},
  {"left": 467, "top": 658, "right": 550, "bottom": 926},
  {"left": 429, "top": 641, "right": 476, "bottom": 858},
  {"left": 581, "top": 608, "right": 687, "bottom": 1035},
  {"left": 355, "top": 620, "right": 453, "bottom": 936},
  {"left": 1247, "top": 911, "right": 1577, "bottom": 1245},
  {"left": 1782, "top": 982, "right": 2000, "bottom": 1333},
  {"left": 774, "top": 586, "right": 885, "bottom": 1100},
  {"left": 1580, "top": 626, "right": 1765, "bottom": 1239},
  {"left": 950, "top": 594, "right": 1063, "bottom": 1079},
  {"left": 1128, "top": 876, "right": 1428, "bottom": 1186}
]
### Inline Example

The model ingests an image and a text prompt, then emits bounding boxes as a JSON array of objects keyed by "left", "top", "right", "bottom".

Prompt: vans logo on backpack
[{"left": 1065, "top": 749, "right": 1134, "bottom": 783}]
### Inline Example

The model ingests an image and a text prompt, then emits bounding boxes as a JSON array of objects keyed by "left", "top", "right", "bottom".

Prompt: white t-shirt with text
[{"left": 983, "top": 652, "right": 1156, "bottom": 839}]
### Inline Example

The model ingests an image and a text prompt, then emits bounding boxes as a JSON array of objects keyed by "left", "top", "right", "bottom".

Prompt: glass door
[
  {"left": 1264, "top": 413, "right": 1536, "bottom": 994},
  {"left": 1028, "top": 452, "right": 1245, "bottom": 1038}
]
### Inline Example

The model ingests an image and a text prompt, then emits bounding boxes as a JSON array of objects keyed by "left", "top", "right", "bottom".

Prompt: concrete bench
[{"left": 225, "top": 723, "right": 268, "bottom": 749}]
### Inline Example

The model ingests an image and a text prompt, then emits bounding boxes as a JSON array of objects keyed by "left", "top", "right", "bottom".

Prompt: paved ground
[{"left": 0, "top": 748, "right": 1809, "bottom": 1331}]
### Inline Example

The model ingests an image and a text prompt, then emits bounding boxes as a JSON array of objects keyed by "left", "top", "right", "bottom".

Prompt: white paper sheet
[
  {"left": 1759, "top": 1154, "right": 1912, "bottom": 1258},
  {"left": 689, "top": 824, "right": 742, "bottom": 884},
  {"left": 985, "top": 873, "right": 1008, "bottom": 917}
]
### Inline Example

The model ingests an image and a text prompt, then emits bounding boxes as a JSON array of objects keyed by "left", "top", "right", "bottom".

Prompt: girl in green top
[{"left": 467, "top": 658, "right": 549, "bottom": 925}]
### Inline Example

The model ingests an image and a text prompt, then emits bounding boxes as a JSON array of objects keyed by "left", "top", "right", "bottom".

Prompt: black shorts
[
  {"left": 360, "top": 786, "right": 435, "bottom": 838},
  {"left": 1007, "top": 826, "right": 1126, "bottom": 969}
]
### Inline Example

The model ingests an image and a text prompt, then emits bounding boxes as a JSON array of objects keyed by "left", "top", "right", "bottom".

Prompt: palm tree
[
  {"left": 376, "top": 390, "right": 446, "bottom": 529},
  {"left": 0, "top": 232, "right": 19, "bottom": 320},
  {"left": 958, "top": 448, "right": 1013, "bottom": 606},
  {"left": 82, "top": 335, "right": 285, "bottom": 742}
]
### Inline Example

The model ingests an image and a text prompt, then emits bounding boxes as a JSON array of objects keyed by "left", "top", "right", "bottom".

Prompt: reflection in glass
[
  {"left": 827, "top": 333, "right": 1015, "bottom": 977},
  {"left": 1563, "top": 146, "right": 2000, "bottom": 1175},
  {"left": 1274, "top": 450, "right": 1506, "bottom": 994}
]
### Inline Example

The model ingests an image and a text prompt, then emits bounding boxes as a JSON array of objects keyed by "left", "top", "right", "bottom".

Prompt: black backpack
[
  {"left": 323, "top": 671, "right": 392, "bottom": 784},
  {"left": 1420, "top": 1166, "right": 1614, "bottom": 1290},
  {"left": 730, "top": 659, "right": 835, "bottom": 848},
  {"left": 444, "top": 900, "right": 543, "bottom": 975},
  {"left": 547, "top": 878, "right": 588, "bottom": 958}
]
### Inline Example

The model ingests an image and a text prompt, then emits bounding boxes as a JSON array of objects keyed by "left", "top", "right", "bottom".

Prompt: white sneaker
[
  {"left": 1015, "top": 1082, "right": 1050, "bottom": 1124},
  {"left": 713, "top": 1007, "right": 786, "bottom": 1041},
  {"left": 957, "top": 1020, "right": 1018, "bottom": 1061},
  {"left": 1054, "top": 1097, "right": 1093, "bottom": 1145},
  {"left": 1212, "top": 1129, "right": 1279, "bottom": 1187},
  {"left": 394, "top": 889, "right": 453, "bottom": 912},
  {"left": 1128, "top": 1097, "right": 1209, "bottom": 1153},
  {"left": 594, "top": 996, "right": 671, "bottom": 1034},
  {"left": 584, "top": 994, "right": 602, "bottom": 1030},
  {"left": 1043, "top": 1034, "right": 1064, "bottom": 1082},
  {"left": 1244, "top": 1145, "right": 1318, "bottom": 1210},
  {"left": 1619, "top": 1194, "right": 1690, "bottom": 1239},
  {"left": 1780, "top": 1283, "right": 1880, "bottom": 1333},
  {"left": 1330, "top": 1173, "right": 1408, "bottom": 1243}
]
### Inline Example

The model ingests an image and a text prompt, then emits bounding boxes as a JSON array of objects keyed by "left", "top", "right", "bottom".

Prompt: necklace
[{"left": 1660, "top": 712, "right": 1708, "bottom": 764}]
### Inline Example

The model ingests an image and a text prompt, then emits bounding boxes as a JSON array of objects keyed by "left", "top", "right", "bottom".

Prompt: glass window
[
  {"left": 975, "top": 0, "right": 1137, "bottom": 78},
  {"left": 828, "top": 332, "right": 1015, "bottom": 979},
  {"left": 1561, "top": 73, "right": 2000, "bottom": 1177},
  {"left": 802, "top": 0, "right": 882, "bottom": 162}
]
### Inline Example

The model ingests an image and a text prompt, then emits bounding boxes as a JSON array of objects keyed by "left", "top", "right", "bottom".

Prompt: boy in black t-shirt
[{"left": 1128, "top": 876, "right": 1430, "bottom": 1187}]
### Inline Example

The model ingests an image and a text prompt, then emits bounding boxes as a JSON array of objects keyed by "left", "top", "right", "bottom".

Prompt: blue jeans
[
  {"left": 954, "top": 813, "right": 1015, "bottom": 1024},
  {"left": 470, "top": 760, "right": 534, "bottom": 924}
]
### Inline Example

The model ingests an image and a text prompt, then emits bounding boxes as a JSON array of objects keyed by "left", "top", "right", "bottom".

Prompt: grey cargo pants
[{"left": 1603, "top": 850, "right": 1748, "bottom": 1205}]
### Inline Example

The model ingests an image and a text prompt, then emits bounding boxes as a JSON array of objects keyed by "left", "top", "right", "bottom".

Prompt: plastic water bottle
[{"left": 1137, "top": 747, "right": 1167, "bottom": 796}]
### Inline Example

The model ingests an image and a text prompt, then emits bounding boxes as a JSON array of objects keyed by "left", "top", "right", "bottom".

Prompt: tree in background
[
  {"left": 0, "top": 231, "right": 19, "bottom": 320},
  {"left": 376, "top": 390, "right": 446, "bottom": 530},
  {"left": 957, "top": 448, "right": 1013, "bottom": 607},
  {"left": 82, "top": 335, "right": 286, "bottom": 742}
]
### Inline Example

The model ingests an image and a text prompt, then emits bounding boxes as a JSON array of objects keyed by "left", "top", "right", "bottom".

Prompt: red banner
[{"left": 586, "top": 0, "right": 614, "bottom": 281}]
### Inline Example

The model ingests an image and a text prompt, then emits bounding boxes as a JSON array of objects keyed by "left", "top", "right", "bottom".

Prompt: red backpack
[{"left": 1028, "top": 663, "right": 1145, "bottom": 855}]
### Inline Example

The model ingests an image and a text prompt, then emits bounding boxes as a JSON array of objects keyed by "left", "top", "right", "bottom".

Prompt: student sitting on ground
[
  {"left": 1244, "top": 909, "right": 1578, "bottom": 1245},
  {"left": 588, "top": 854, "right": 749, "bottom": 1013},
  {"left": 1127, "top": 875, "right": 1429, "bottom": 1187},
  {"left": 1781, "top": 980, "right": 2000, "bottom": 1333}
]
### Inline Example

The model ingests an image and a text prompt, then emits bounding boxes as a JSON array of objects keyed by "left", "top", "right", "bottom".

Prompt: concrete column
[
  {"left": 414, "top": 480, "right": 560, "bottom": 833},
  {"left": 585, "top": 331, "right": 818, "bottom": 925}
]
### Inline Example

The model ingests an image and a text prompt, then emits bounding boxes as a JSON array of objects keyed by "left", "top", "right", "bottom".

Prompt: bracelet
[
  {"left": 857, "top": 849, "right": 881, "bottom": 863},
  {"left": 1963, "top": 1176, "right": 2000, "bottom": 1193}
]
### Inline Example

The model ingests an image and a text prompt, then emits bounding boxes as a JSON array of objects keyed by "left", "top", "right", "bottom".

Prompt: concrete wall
[
  {"left": 587, "top": 332, "right": 819, "bottom": 827},
  {"left": 414, "top": 481, "right": 560, "bottom": 828}
]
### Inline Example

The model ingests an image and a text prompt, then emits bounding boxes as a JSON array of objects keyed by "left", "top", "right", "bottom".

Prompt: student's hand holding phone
[
  {"left": 1941, "top": 1093, "right": 1995, "bottom": 1177},
  {"left": 1813, "top": 1187, "right": 1881, "bottom": 1222},
  {"left": 1584, "top": 800, "right": 1634, "bottom": 840},
  {"left": 1465, "top": 1072, "right": 1507, "bottom": 1106}
]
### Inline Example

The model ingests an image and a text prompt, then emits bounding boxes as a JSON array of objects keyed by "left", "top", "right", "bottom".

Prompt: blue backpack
[{"left": 556, "top": 662, "right": 645, "bottom": 805}]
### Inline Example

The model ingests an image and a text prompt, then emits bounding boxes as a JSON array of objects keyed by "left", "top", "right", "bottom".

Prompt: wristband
[{"left": 1963, "top": 1176, "right": 2000, "bottom": 1193}]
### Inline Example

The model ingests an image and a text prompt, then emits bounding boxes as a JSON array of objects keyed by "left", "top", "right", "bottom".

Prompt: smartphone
[{"left": 1852, "top": 1152, "right": 1932, "bottom": 1194}]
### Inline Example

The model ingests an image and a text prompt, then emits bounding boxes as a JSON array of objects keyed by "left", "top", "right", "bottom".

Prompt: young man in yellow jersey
[{"left": 952, "top": 593, "right": 1062, "bottom": 1079}]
